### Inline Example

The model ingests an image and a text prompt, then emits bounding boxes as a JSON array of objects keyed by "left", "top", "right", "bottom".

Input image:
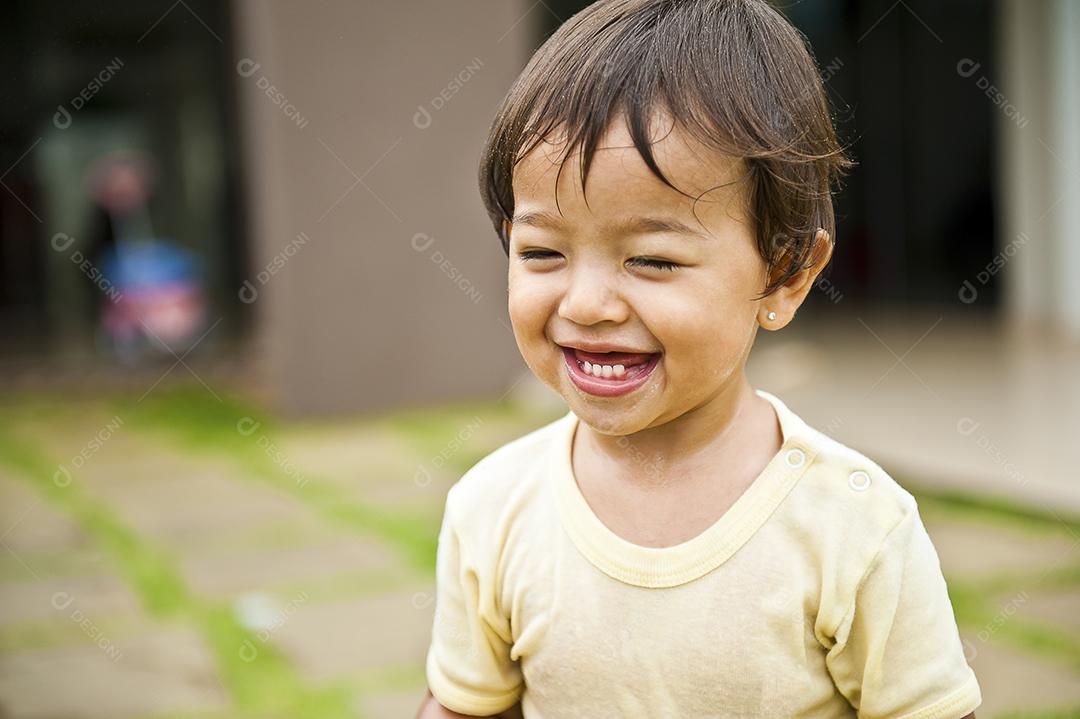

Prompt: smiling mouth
[{"left": 560, "top": 346, "right": 661, "bottom": 397}]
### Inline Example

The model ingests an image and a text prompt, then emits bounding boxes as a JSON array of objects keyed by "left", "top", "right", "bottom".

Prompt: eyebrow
[{"left": 510, "top": 209, "right": 708, "bottom": 239}]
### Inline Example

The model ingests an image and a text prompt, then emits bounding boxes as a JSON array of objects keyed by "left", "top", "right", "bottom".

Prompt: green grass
[
  {"left": 0, "top": 613, "right": 158, "bottom": 654},
  {"left": 116, "top": 386, "right": 442, "bottom": 572},
  {"left": 0, "top": 431, "right": 190, "bottom": 616},
  {"left": 909, "top": 482, "right": 1080, "bottom": 538},
  {"left": 0, "top": 411, "right": 385, "bottom": 719},
  {"left": 0, "top": 547, "right": 113, "bottom": 581}
]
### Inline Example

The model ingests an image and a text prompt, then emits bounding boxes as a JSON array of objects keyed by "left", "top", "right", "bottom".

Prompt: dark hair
[{"left": 479, "top": 0, "right": 854, "bottom": 298}]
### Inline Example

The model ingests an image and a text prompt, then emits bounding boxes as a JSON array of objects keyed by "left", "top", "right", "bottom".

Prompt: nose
[{"left": 557, "top": 261, "right": 630, "bottom": 327}]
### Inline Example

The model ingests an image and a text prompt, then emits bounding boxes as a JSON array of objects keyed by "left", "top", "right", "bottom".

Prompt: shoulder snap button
[
  {"left": 784, "top": 448, "right": 806, "bottom": 468},
  {"left": 848, "top": 470, "right": 871, "bottom": 491}
]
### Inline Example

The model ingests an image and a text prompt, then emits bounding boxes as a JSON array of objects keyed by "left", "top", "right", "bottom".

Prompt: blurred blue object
[{"left": 97, "top": 238, "right": 207, "bottom": 363}]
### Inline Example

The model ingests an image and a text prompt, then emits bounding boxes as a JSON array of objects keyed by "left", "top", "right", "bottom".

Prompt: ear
[{"left": 758, "top": 229, "right": 832, "bottom": 330}]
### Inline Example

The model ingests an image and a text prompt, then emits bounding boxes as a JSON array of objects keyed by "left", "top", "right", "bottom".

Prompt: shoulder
[
  {"left": 760, "top": 391, "right": 937, "bottom": 635},
  {"left": 761, "top": 388, "right": 918, "bottom": 535},
  {"left": 797, "top": 416, "right": 921, "bottom": 569},
  {"left": 759, "top": 389, "right": 924, "bottom": 566},
  {"left": 800, "top": 419, "right": 918, "bottom": 524}
]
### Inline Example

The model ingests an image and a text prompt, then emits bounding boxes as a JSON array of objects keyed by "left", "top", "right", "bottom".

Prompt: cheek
[
  {"left": 646, "top": 277, "right": 748, "bottom": 334},
  {"left": 507, "top": 271, "right": 554, "bottom": 338},
  {"left": 642, "top": 276, "right": 755, "bottom": 370},
  {"left": 507, "top": 273, "right": 565, "bottom": 384}
]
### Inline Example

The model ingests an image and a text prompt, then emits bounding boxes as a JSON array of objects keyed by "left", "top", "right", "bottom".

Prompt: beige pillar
[
  {"left": 998, "top": 0, "right": 1080, "bottom": 340},
  {"left": 233, "top": 0, "right": 538, "bottom": 415}
]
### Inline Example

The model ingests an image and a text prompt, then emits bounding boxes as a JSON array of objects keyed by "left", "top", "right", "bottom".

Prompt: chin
[
  {"left": 580, "top": 409, "right": 662, "bottom": 439},
  {"left": 561, "top": 390, "right": 657, "bottom": 434}
]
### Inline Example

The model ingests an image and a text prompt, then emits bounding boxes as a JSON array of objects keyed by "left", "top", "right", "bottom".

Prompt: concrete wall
[{"left": 232, "top": 0, "right": 537, "bottom": 416}]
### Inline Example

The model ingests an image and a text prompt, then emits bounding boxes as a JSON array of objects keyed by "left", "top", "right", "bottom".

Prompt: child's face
[{"left": 507, "top": 114, "right": 772, "bottom": 435}]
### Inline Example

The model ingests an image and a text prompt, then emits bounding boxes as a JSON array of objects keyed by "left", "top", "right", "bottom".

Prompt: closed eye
[
  {"left": 517, "top": 250, "right": 560, "bottom": 262},
  {"left": 627, "top": 257, "right": 679, "bottom": 272},
  {"left": 517, "top": 250, "right": 679, "bottom": 272}
]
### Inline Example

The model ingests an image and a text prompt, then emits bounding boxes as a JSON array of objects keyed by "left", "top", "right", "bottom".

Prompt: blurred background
[{"left": 0, "top": 0, "right": 1078, "bottom": 716}]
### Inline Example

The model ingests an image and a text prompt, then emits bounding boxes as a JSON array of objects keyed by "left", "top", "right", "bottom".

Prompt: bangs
[{"left": 480, "top": 0, "right": 854, "bottom": 298}]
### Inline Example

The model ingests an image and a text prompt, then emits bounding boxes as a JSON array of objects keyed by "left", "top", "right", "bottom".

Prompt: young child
[{"left": 419, "top": 0, "right": 981, "bottom": 716}]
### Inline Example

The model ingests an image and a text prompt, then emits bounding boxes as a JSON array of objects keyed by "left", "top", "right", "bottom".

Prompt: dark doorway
[{"left": 0, "top": 1, "right": 247, "bottom": 358}]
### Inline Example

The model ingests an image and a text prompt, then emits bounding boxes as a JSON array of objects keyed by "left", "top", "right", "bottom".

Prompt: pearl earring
[{"left": 767, "top": 311, "right": 777, "bottom": 321}]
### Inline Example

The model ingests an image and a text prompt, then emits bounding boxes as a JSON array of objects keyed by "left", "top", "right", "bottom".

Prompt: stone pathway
[
  {"left": 0, "top": 386, "right": 1076, "bottom": 718},
  {"left": 925, "top": 509, "right": 1080, "bottom": 715}
]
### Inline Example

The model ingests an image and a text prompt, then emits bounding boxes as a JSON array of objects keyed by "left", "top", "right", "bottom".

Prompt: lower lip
[{"left": 561, "top": 347, "right": 661, "bottom": 398}]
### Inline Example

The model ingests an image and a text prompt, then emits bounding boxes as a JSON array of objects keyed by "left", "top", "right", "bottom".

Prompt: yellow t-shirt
[{"left": 425, "top": 389, "right": 981, "bottom": 718}]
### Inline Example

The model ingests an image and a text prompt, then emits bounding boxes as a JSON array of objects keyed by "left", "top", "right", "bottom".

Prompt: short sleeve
[
  {"left": 826, "top": 504, "right": 981, "bottom": 719},
  {"left": 425, "top": 487, "right": 523, "bottom": 715}
]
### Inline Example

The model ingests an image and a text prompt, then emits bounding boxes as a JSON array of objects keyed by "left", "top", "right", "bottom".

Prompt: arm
[
  {"left": 424, "top": 487, "right": 525, "bottom": 718},
  {"left": 415, "top": 689, "right": 523, "bottom": 719},
  {"left": 824, "top": 502, "right": 983, "bottom": 718}
]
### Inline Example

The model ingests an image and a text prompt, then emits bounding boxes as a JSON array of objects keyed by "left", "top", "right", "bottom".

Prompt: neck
[{"left": 577, "top": 373, "right": 773, "bottom": 487}]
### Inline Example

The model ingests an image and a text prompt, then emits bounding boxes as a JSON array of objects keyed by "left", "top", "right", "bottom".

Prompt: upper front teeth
[{"left": 582, "top": 361, "right": 626, "bottom": 378}]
